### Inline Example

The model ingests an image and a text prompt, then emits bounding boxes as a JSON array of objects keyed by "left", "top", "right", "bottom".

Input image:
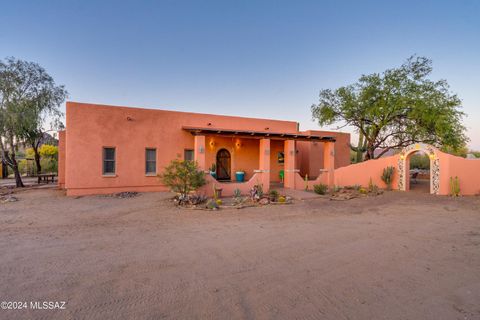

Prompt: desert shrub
[
  {"left": 233, "top": 188, "right": 242, "bottom": 198},
  {"left": 313, "top": 184, "right": 328, "bottom": 195},
  {"left": 381, "top": 166, "right": 395, "bottom": 190},
  {"left": 250, "top": 184, "right": 263, "bottom": 201},
  {"left": 269, "top": 190, "right": 279, "bottom": 202},
  {"left": 189, "top": 193, "right": 208, "bottom": 205},
  {"left": 368, "top": 178, "right": 379, "bottom": 194},
  {"left": 216, "top": 199, "right": 222, "bottom": 205},
  {"left": 359, "top": 187, "right": 368, "bottom": 194},
  {"left": 278, "top": 196, "right": 286, "bottom": 203},
  {"left": 206, "top": 199, "right": 219, "bottom": 210},
  {"left": 159, "top": 159, "right": 206, "bottom": 198},
  {"left": 449, "top": 176, "right": 460, "bottom": 197},
  {"left": 333, "top": 185, "right": 341, "bottom": 192}
]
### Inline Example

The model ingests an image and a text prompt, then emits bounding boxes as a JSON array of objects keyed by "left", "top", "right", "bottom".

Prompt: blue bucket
[{"left": 235, "top": 172, "right": 245, "bottom": 182}]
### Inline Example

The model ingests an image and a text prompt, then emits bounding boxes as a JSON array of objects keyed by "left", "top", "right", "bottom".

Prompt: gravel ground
[{"left": 1, "top": 188, "right": 480, "bottom": 320}]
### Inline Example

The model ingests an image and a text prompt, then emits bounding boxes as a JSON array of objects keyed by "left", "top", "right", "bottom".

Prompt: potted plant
[
  {"left": 209, "top": 163, "right": 217, "bottom": 179},
  {"left": 235, "top": 169, "right": 245, "bottom": 182}
]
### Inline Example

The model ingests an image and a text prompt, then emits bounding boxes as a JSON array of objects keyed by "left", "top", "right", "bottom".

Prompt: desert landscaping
[{"left": 1, "top": 187, "right": 480, "bottom": 319}]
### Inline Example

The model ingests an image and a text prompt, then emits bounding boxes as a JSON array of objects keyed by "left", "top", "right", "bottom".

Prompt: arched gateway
[{"left": 397, "top": 143, "right": 440, "bottom": 195}]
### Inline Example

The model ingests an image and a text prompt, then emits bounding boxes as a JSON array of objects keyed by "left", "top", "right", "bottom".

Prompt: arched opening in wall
[
  {"left": 406, "top": 151, "right": 431, "bottom": 193},
  {"left": 216, "top": 149, "right": 231, "bottom": 181}
]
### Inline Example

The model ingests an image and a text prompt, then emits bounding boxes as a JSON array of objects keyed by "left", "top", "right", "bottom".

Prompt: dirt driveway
[{"left": 1, "top": 189, "right": 480, "bottom": 320}]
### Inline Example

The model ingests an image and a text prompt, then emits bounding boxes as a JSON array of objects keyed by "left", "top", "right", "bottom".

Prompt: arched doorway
[
  {"left": 406, "top": 151, "right": 431, "bottom": 193},
  {"left": 216, "top": 149, "right": 231, "bottom": 181},
  {"left": 398, "top": 143, "right": 440, "bottom": 194}
]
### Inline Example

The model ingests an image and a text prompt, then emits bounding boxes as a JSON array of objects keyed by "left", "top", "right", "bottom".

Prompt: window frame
[
  {"left": 102, "top": 147, "right": 116, "bottom": 176},
  {"left": 184, "top": 149, "right": 194, "bottom": 161},
  {"left": 145, "top": 148, "right": 157, "bottom": 175}
]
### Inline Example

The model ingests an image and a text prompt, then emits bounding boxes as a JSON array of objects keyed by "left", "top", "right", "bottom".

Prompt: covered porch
[{"left": 183, "top": 126, "right": 336, "bottom": 196}]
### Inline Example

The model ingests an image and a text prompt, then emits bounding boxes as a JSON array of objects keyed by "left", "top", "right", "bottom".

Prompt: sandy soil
[{"left": 1, "top": 188, "right": 480, "bottom": 320}]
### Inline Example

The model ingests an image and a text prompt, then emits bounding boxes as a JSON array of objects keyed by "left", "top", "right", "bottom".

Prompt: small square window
[
  {"left": 184, "top": 149, "right": 194, "bottom": 161},
  {"left": 146, "top": 148, "right": 156, "bottom": 174},
  {"left": 277, "top": 151, "right": 284, "bottom": 164},
  {"left": 103, "top": 147, "right": 116, "bottom": 175}
]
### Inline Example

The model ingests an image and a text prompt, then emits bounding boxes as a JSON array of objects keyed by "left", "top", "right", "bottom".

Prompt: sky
[{"left": 1, "top": 0, "right": 479, "bottom": 149}]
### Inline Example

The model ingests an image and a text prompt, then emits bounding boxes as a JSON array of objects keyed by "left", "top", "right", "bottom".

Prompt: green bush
[
  {"left": 410, "top": 153, "right": 430, "bottom": 169},
  {"left": 159, "top": 159, "right": 206, "bottom": 198},
  {"left": 269, "top": 190, "right": 279, "bottom": 202},
  {"left": 313, "top": 184, "right": 328, "bottom": 195}
]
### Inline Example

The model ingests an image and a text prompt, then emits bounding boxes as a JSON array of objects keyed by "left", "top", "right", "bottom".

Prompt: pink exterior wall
[
  {"left": 334, "top": 156, "right": 399, "bottom": 189},
  {"left": 64, "top": 102, "right": 333, "bottom": 196},
  {"left": 204, "top": 136, "right": 260, "bottom": 181},
  {"left": 58, "top": 130, "right": 66, "bottom": 189},
  {"left": 438, "top": 151, "right": 480, "bottom": 195},
  {"left": 297, "top": 130, "right": 351, "bottom": 178},
  {"left": 334, "top": 148, "right": 480, "bottom": 196}
]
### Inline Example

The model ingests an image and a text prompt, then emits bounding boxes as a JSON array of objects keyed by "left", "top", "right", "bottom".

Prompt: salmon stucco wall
[
  {"left": 58, "top": 130, "right": 66, "bottom": 189},
  {"left": 204, "top": 136, "right": 260, "bottom": 182},
  {"left": 64, "top": 102, "right": 300, "bottom": 196},
  {"left": 439, "top": 152, "right": 480, "bottom": 195},
  {"left": 334, "top": 156, "right": 399, "bottom": 189},
  {"left": 297, "top": 130, "right": 351, "bottom": 178}
]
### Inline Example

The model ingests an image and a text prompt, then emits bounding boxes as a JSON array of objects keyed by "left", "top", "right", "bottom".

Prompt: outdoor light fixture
[
  {"left": 209, "top": 139, "right": 215, "bottom": 147},
  {"left": 400, "top": 154, "right": 405, "bottom": 160},
  {"left": 429, "top": 153, "right": 435, "bottom": 160}
]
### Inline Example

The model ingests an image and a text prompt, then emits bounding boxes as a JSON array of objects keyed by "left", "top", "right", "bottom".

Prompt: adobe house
[{"left": 58, "top": 102, "right": 351, "bottom": 196}]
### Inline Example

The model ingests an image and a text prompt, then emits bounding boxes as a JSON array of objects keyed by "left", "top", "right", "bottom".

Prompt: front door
[{"left": 216, "top": 149, "right": 231, "bottom": 180}]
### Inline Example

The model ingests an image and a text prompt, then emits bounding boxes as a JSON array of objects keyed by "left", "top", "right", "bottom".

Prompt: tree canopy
[
  {"left": 0, "top": 57, "right": 67, "bottom": 186},
  {"left": 311, "top": 56, "right": 468, "bottom": 160}
]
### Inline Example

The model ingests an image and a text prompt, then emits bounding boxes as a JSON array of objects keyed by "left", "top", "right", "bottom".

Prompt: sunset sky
[{"left": 2, "top": 0, "right": 479, "bottom": 149}]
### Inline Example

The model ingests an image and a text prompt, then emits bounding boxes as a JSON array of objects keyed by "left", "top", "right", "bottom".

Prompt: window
[
  {"left": 277, "top": 151, "right": 284, "bottom": 164},
  {"left": 146, "top": 148, "right": 156, "bottom": 174},
  {"left": 184, "top": 149, "right": 194, "bottom": 161},
  {"left": 103, "top": 147, "right": 116, "bottom": 175}
]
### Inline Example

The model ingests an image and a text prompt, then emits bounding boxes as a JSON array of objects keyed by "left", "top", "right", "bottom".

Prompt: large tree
[
  {"left": 0, "top": 57, "right": 67, "bottom": 186},
  {"left": 311, "top": 56, "right": 468, "bottom": 160}
]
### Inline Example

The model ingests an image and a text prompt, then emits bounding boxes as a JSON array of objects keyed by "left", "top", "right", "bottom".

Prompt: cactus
[
  {"left": 450, "top": 176, "right": 460, "bottom": 197},
  {"left": 381, "top": 166, "right": 395, "bottom": 190}
]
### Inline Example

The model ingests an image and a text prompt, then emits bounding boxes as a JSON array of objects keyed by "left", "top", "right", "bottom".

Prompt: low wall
[
  {"left": 294, "top": 172, "right": 329, "bottom": 191},
  {"left": 334, "top": 156, "right": 399, "bottom": 189},
  {"left": 442, "top": 153, "right": 480, "bottom": 195},
  {"left": 199, "top": 173, "right": 265, "bottom": 197}
]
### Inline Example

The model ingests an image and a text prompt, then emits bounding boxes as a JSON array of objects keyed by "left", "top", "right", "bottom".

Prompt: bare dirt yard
[{"left": 1, "top": 188, "right": 480, "bottom": 320}]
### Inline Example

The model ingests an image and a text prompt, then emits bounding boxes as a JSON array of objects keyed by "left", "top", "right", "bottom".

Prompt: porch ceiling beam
[{"left": 182, "top": 126, "right": 336, "bottom": 142}]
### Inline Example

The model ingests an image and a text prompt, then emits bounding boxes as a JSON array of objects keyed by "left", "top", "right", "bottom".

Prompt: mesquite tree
[
  {"left": 311, "top": 56, "right": 468, "bottom": 160},
  {"left": 0, "top": 57, "right": 67, "bottom": 186}
]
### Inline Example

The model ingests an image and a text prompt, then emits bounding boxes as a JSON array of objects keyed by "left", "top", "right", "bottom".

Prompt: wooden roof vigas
[{"left": 182, "top": 126, "right": 336, "bottom": 142}]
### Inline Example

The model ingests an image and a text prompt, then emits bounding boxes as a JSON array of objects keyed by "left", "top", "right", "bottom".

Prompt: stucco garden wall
[
  {"left": 440, "top": 152, "right": 480, "bottom": 195},
  {"left": 334, "top": 156, "right": 399, "bottom": 190}
]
